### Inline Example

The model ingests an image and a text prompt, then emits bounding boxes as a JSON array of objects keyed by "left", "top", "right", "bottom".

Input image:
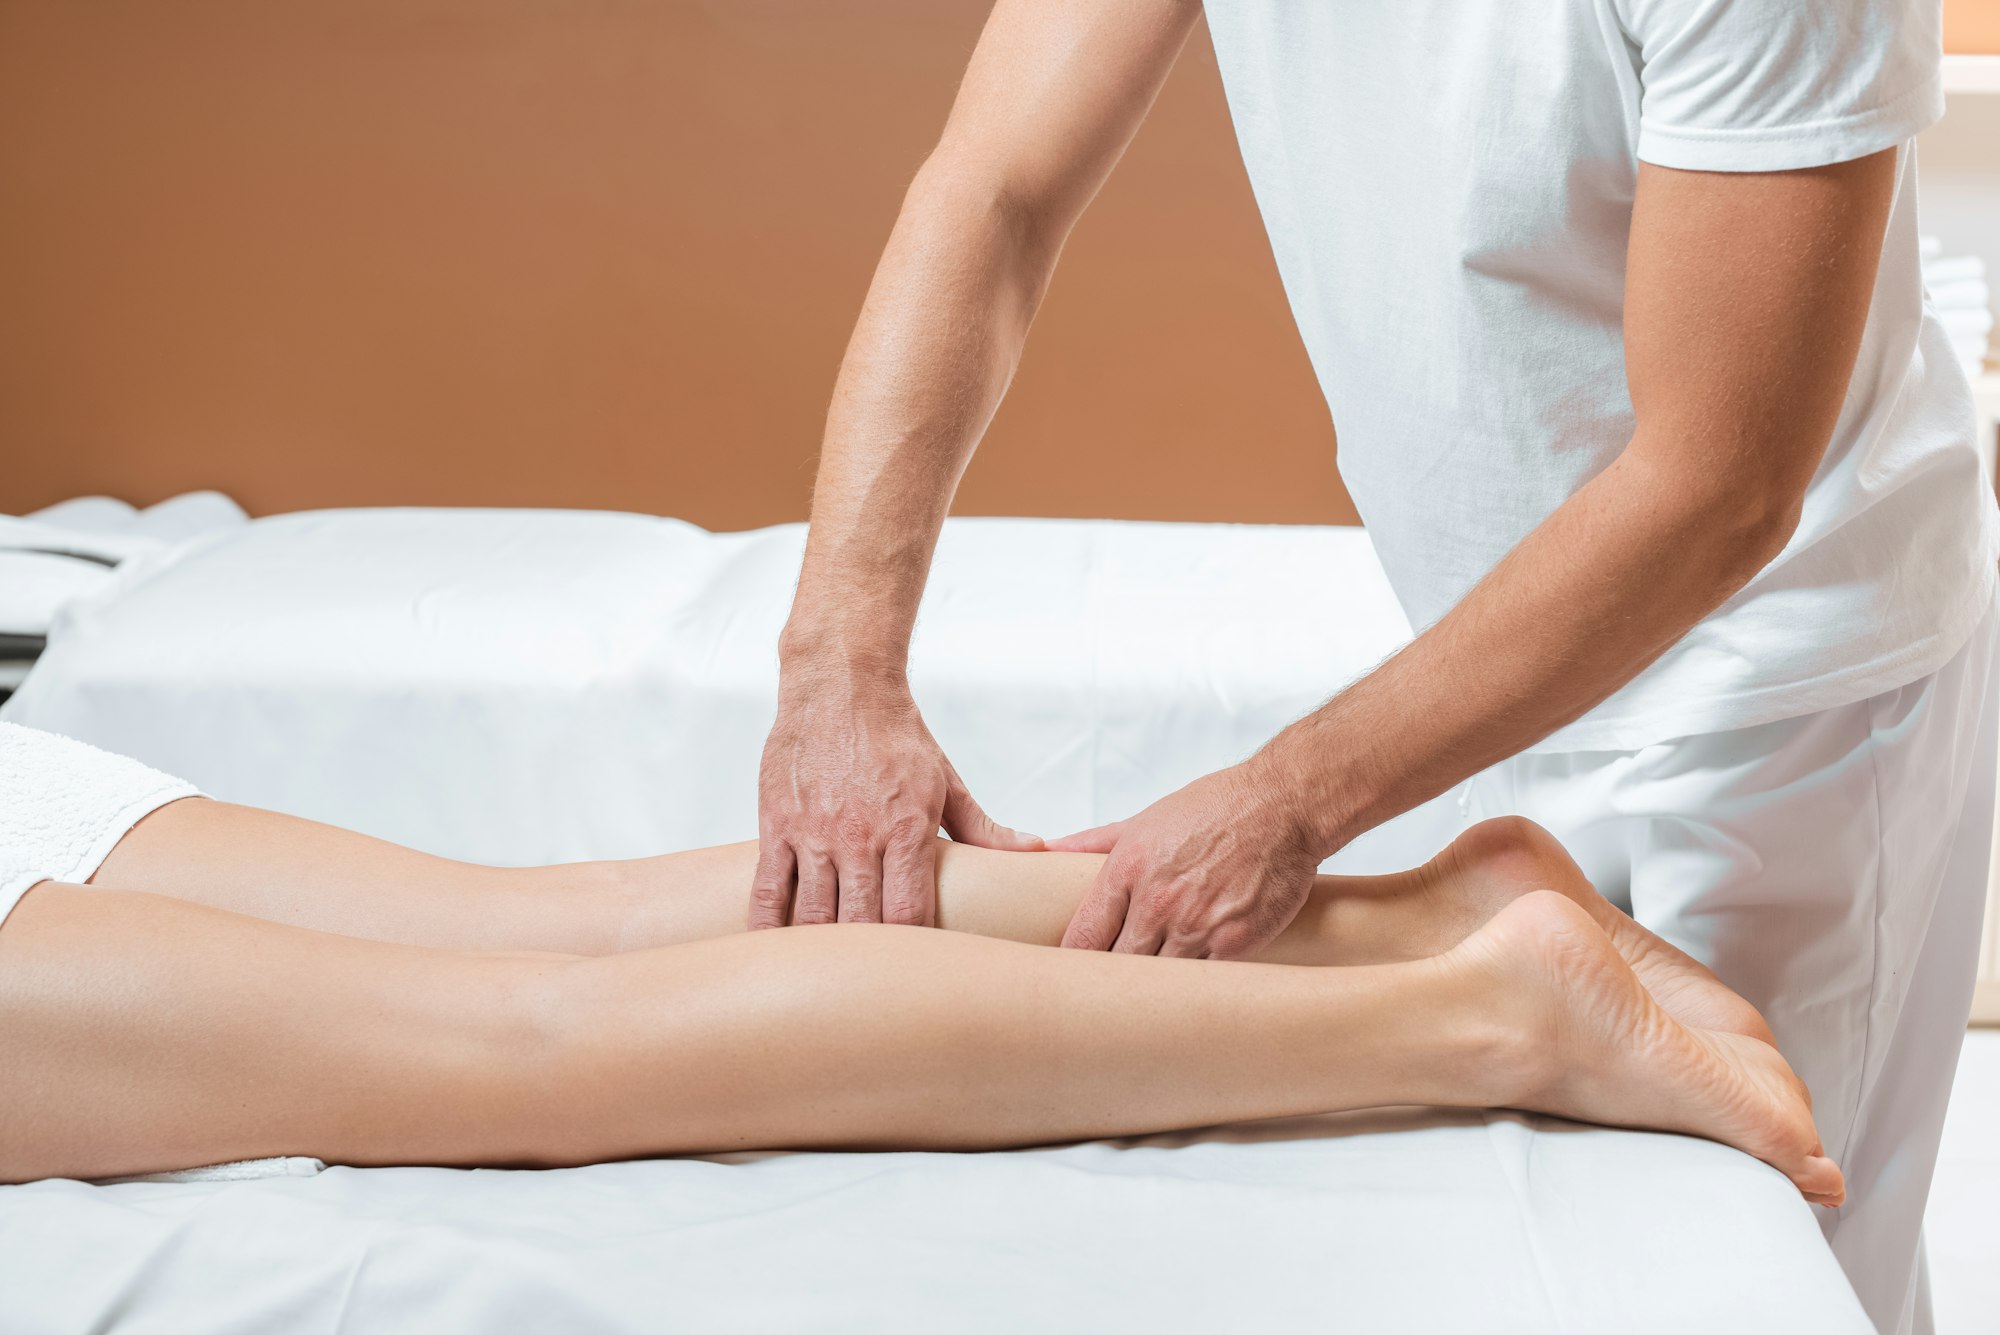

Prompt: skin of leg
[
  {"left": 0, "top": 882, "right": 1518, "bottom": 1183},
  {"left": 94, "top": 802, "right": 1767, "bottom": 1038},
  {"left": 0, "top": 883, "right": 1840, "bottom": 1201}
]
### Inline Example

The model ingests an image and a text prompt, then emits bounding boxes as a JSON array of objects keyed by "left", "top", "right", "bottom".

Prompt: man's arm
[
  {"left": 754, "top": 0, "right": 1202, "bottom": 930},
  {"left": 1060, "top": 150, "right": 1899, "bottom": 956}
]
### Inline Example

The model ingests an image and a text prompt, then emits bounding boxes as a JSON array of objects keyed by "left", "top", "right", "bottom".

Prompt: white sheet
[
  {"left": 4, "top": 509, "right": 1452, "bottom": 872},
  {"left": 0, "top": 509, "right": 1868, "bottom": 1331},
  {"left": 3, "top": 1114, "right": 1865, "bottom": 1334}
]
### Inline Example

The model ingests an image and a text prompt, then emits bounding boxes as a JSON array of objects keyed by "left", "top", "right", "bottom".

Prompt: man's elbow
[
  {"left": 1623, "top": 430, "right": 1815, "bottom": 584},
  {"left": 1695, "top": 480, "right": 1807, "bottom": 584},
  {"left": 904, "top": 151, "right": 1068, "bottom": 280}
]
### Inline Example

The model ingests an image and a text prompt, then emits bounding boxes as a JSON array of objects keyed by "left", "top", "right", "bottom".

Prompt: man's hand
[
  {"left": 1052, "top": 760, "right": 1322, "bottom": 958},
  {"left": 752, "top": 668, "right": 1041, "bottom": 930}
]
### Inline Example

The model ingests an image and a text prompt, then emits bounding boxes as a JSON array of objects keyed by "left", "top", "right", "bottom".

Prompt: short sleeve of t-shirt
[{"left": 1620, "top": 0, "right": 1944, "bottom": 171}]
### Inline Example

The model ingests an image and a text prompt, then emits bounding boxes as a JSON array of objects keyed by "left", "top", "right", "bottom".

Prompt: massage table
[{"left": 0, "top": 510, "right": 1869, "bottom": 1332}]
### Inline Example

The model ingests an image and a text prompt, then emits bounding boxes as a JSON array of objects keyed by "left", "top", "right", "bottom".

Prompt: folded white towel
[
  {"left": 77, "top": 490, "right": 247, "bottom": 544},
  {"left": 0, "top": 492, "right": 248, "bottom": 639},
  {"left": 0, "top": 552, "right": 121, "bottom": 640},
  {"left": 0, "top": 514, "right": 164, "bottom": 566},
  {"left": 100, "top": 1156, "right": 328, "bottom": 1185},
  {"left": 1929, "top": 277, "right": 1992, "bottom": 311},
  {"left": 24, "top": 496, "right": 139, "bottom": 533},
  {"left": 1939, "top": 307, "right": 1996, "bottom": 340},
  {"left": 1924, "top": 254, "right": 1987, "bottom": 286}
]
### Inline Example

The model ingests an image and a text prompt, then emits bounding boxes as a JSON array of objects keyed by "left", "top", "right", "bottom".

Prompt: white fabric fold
[
  {"left": 0, "top": 492, "right": 248, "bottom": 639},
  {"left": 99, "top": 1157, "right": 328, "bottom": 1186}
]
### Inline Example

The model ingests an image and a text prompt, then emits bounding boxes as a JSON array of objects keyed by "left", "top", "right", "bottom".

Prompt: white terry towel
[
  {"left": 99, "top": 1157, "right": 329, "bottom": 1186},
  {"left": 0, "top": 722, "right": 204, "bottom": 925}
]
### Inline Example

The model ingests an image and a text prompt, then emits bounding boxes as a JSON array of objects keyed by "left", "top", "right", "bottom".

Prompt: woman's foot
[
  {"left": 1454, "top": 891, "right": 1843, "bottom": 1206},
  {"left": 1414, "top": 817, "right": 1774, "bottom": 1043}
]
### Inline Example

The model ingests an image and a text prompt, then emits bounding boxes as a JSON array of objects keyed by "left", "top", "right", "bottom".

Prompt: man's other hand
[{"left": 1051, "top": 761, "right": 1321, "bottom": 958}]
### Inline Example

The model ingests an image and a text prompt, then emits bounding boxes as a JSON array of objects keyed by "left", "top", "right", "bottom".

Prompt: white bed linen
[
  {"left": 0, "top": 509, "right": 1868, "bottom": 1331},
  {"left": 3, "top": 1114, "right": 1866, "bottom": 1334},
  {"left": 3, "top": 509, "right": 1453, "bottom": 872}
]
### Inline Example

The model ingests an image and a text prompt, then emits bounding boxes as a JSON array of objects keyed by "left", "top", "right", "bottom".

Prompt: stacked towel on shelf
[
  {"left": 0, "top": 491, "right": 247, "bottom": 696},
  {"left": 1923, "top": 236, "right": 1993, "bottom": 379}
]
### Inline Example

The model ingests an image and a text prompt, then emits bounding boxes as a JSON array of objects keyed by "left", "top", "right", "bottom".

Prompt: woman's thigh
[
  {"left": 90, "top": 798, "right": 639, "bottom": 954},
  {"left": 0, "top": 883, "right": 568, "bottom": 1182}
]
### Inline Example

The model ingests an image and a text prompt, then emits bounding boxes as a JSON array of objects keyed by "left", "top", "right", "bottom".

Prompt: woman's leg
[
  {"left": 0, "top": 881, "right": 1841, "bottom": 1203},
  {"left": 93, "top": 803, "right": 1766, "bottom": 1036},
  {"left": 90, "top": 800, "right": 1149, "bottom": 954}
]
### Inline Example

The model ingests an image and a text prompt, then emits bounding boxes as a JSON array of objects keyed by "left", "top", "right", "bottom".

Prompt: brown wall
[
  {"left": 0, "top": 1, "right": 1354, "bottom": 529},
  {"left": 1947, "top": 0, "right": 2000, "bottom": 51}
]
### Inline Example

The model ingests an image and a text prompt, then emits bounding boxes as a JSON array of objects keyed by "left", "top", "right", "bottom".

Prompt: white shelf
[
  {"left": 1976, "top": 364, "right": 2000, "bottom": 1026},
  {"left": 1945, "top": 53, "right": 2000, "bottom": 94},
  {"left": 1973, "top": 369, "right": 2000, "bottom": 485}
]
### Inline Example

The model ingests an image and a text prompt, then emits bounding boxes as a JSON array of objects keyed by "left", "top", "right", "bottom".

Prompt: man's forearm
[
  {"left": 1257, "top": 440, "right": 1800, "bottom": 854},
  {"left": 775, "top": 0, "right": 1198, "bottom": 682},
  {"left": 1250, "top": 154, "right": 1896, "bottom": 859},
  {"left": 780, "top": 170, "right": 1054, "bottom": 677}
]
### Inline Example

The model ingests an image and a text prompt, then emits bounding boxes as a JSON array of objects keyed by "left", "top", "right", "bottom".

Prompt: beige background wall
[{"left": 0, "top": 1, "right": 1355, "bottom": 529}]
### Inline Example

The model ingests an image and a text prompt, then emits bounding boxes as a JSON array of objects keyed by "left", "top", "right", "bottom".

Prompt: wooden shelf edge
[
  {"left": 1944, "top": 53, "right": 2000, "bottom": 95},
  {"left": 1972, "top": 976, "right": 2000, "bottom": 1027}
]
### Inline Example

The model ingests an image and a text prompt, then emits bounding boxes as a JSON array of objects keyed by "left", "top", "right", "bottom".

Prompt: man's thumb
[
  {"left": 1043, "top": 821, "right": 1126, "bottom": 855},
  {"left": 941, "top": 782, "right": 1044, "bottom": 851}
]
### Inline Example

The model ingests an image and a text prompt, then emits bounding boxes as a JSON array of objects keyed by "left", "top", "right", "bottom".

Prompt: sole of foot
[
  {"left": 1424, "top": 817, "right": 1776, "bottom": 1045},
  {"left": 1454, "top": 890, "right": 1843, "bottom": 1207}
]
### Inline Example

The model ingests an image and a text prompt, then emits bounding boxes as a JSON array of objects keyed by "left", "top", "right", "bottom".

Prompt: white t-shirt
[{"left": 1204, "top": 0, "right": 1998, "bottom": 751}]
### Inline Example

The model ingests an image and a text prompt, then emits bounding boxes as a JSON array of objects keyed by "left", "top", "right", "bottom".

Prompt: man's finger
[
  {"left": 941, "top": 781, "right": 1044, "bottom": 852},
  {"left": 881, "top": 834, "right": 938, "bottom": 927},
  {"left": 1157, "top": 930, "right": 1208, "bottom": 959},
  {"left": 1044, "top": 822, "right": 1126, "bottom": 854},
  {"left": 747, "top": 838, "right": 797, "bottom": 931},
  {"left": 1061, "top": 868, "right": 1132, "bottom": 950},
  {"left": 1203, "top": 925, "right": 1263, "bottom": 962},
  {"left": 835, "top": 856, "right": 885, "bottom": 924},
  {"left": 1110, "top": 907, "right": 1167, "bottom": 956},
  {"left": 792, "top": 850, "right": 838, "bottom": 926}
]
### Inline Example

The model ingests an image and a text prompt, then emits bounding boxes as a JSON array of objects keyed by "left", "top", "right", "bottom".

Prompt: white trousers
[{"left": 1465, "top": 597, "right": 1998, "bottom": 1335}]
